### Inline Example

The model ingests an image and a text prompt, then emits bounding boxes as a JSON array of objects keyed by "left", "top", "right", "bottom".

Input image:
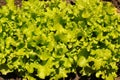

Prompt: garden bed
[{"left": 0, "top": 0, "right": 120, "bottom": 80}]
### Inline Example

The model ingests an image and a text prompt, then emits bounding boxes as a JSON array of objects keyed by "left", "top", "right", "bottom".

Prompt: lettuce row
[{"left": 0, "top": 0, "right": 120, "bottom": 80}]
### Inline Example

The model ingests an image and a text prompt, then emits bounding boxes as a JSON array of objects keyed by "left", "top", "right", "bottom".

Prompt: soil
[
  {"left": 102, "top": 0, "right": 120, "bottom": 9},
  {"left": 0, "top": 0, "right": 120, "bottom": 80}
]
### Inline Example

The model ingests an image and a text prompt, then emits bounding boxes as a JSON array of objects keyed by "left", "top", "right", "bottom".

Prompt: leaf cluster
[{"left": 0, "top": 0, "right": 120, "bottom": 80}]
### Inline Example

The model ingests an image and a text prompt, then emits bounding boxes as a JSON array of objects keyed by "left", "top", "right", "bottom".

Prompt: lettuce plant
[{"left": 0, "top": 0, "right": 120, "bottom": 80}]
